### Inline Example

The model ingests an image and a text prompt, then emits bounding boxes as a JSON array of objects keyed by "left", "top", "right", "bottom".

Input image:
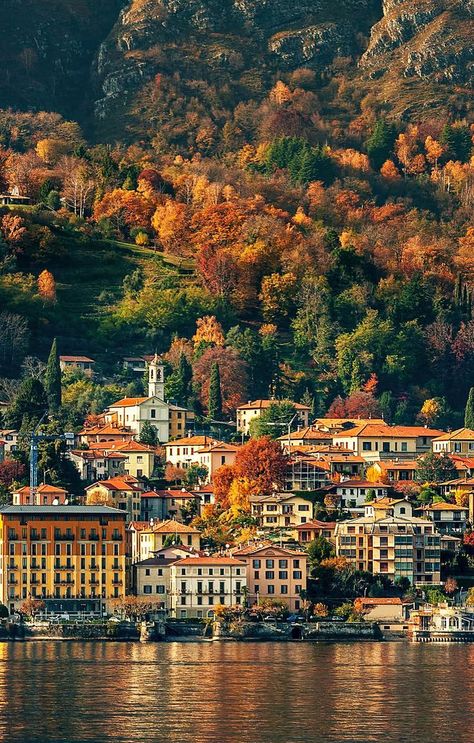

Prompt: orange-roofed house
[
  {"left": 324, "top": 479, "right": 390, "bottom": 509},
  {"left": 140, "top": 489, "right": 200, "bottom": 522},
  {"left": 69, "top": 449, "right": 127, "bottom": 482},
  {"left": 169, "top": 556, "right": 247, "bottom": 618},
  {"left": 416, "top": 502, "right": 468, "bottom": 535},
  {"left": 334, "top": 424, "right": 445, "bottom": 462},
  {"left": 163, "top": 435, "right": 221, "bottom": 469},
  {"left": 12, "top": 483, "right": 69, "bottom": 506},
  {"left": 195, "top": 442, "right": 240, "bottom": 482},
  {"left": 78, "top": 424, "right": 133, "bottom": 446},
  {"left": 277, "top": 426, "right": 333, "bottom": 450},
  {"left": 111, "top": 440, "right": 157, "bottom": 479},
  {"left": 432, "top": 428, "right": 474, "bottom": 456},
  {"left": 295, "top": 519, "right": 337, "bottom": 544},
  {"left": 232, "top": 544, "right": 307, "bottom": 612},
  {"left": 85, "top": 475, "right": 143, "bottom": 521},
  {"left": 369, "top": 460, "right": 418, "bottom": 483},
  {"left": 284, "top": 456, "right": 330, "bottom": 491},
  {"left": 313, "top": 417, "right": 386, "bottom": 433},
  {"left": 59, "top": 355, "right": 95, "bottom": 376},
  {"left": 236, "top": 399, "right": 311, "bottom": 435},
  {"left": 136, "top": 519, "right": 201, "bottom": 561}
]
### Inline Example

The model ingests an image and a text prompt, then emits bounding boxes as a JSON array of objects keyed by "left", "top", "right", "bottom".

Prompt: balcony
[
  {"left": 54, "top": 579, "right": 75, "bottom": 585},
  {"left": 55, "top": 534, "right": 75, "bottom": 541},
  {"left": 111, "top": 534, "right": 123, "bottom": 541},
  {"left": 112, "top": 580, "right": 123, "bottom": 586},
  {"left": 54, "top": 564, "right": 75, "bottom": 571},
  {"left": 8, "top": 579, "right": 18, "bottom": 585},
  {"left": 8, "top": 534, "right": 18, "bottom": 541},
  {"left": 8, "top": 563, "right": 18, "bottom": 570},
  {"left": 88, "top": 563, "right": 99, "bottom": 571},
  {"left": 89, "top": 580, "right": 100, "bottom": 586},
  {"left": 30, "top": 579, "right": 41, "bottom": 585},
  {"left": 88, "top": 534, "right": 100, "bottom": 541}
]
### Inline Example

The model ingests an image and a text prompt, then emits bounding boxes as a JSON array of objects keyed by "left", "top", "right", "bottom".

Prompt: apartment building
[
  {"left": 250, "top": 493, "right": 313, "bottom": 537},
  {"left": 85, "top": 475, "right": 142, "bottom": 522},
  {"left": 132, "top": 519, "right": 201, "bottom": 562},
  {"left": 333, "top": 424, "right": 445, "bottom": 462},
  {"left": 232, "top": 544, "right": 307, "bottom": 612},
  {"left": 0, "top": 505, "right": 126, "bottom": 615},
  {"left": 334, "top": 500, "right": 441, "bottom": 585},
  {"left": 236, "top": 399, "right": 311, "bottom": 435},
  {"left": 169, "top": 557, "right": 247, "bottom": 619},
  {"left": 12, "top": 484, "right": 69, "bottom": 506},
  {"left": 432, "top": 428, "right": 474, "bottom": 455}
]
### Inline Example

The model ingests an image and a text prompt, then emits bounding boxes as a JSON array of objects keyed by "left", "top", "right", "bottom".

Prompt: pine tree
[
  {"left": 139, "top": 420, "right": 158, "bottom": 446},
  {"left": 44, "top": 338, "right": 62, "bottom": 411},
  {"left": 207, "top": 362, "right": 223, "bottom": 420},
  {"left": 465, "top": 388, "right": 474, "bottom": 429},
  {"left": 177, "top": 352, "right": 192, "bottom": 405},
  {"left": 366, "top": 119, "right": 396, "bottom": 170}
]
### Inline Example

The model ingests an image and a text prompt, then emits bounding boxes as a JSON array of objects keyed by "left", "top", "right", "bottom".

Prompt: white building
[{"left": 169, "top": 556, "right": 247, "bottom": 619}]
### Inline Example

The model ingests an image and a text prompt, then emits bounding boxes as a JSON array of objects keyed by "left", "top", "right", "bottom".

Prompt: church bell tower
[{"left": 148, "top": 354, "right": 165, "bottom": 399}]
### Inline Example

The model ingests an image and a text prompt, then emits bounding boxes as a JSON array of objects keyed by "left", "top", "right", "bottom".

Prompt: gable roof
[
  {"left": 295, "top": 519, "right": 337, "bottom": 530},
  {"left": 15, "top": 484, "right": 67, "bottom": 495},
  {"left": 85, "top": 476, "right": 141, "bottom": 492},
  {"left": 237, "top": 399, "right": 311, "bottom": 411},
  {"left": 233, "top": 544, "right": 307, "bottom": 558},
  {"left": 147, "top": 519, "right": 199, "bottom": 534},
  {"left": 107, "top": 397, "right": 150, "bottom": 408},
  {"left": 277, "top": 427, "right": 332, "bottom": 442},
  {"left": 334, "top": 424, "right": 445, "bottom": 439},
  {"left": 174, "top": 556, "right": 245, "bottom": 566},
  {"left": 60, "top": 355, "right": 95, "bottom": 363},
  {"left": 422, "top": 502, "right": 468, "bottom": 511},
  {"left": 164, "top": 435, "right": 220, "bottom": 448},
  {"left": 433, "top": 428, "right": 474, "bottom": 442}
]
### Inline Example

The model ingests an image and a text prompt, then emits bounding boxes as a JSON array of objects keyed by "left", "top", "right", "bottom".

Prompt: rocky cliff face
[
  {"left": 1, "top": 0, "right": 473, "bottom": 137},
  {"left": 359, "top": 0, "right": 474, "bottom": 113},
  {"left": 0, "top": 0, "right": 125, "bottom": 114}
]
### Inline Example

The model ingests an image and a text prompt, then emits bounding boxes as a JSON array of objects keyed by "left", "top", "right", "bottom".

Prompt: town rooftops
[
  {"left": 134, "top": 557, "right": 179, "bottom": 567},
  {"left": 333, "top": 424, "right": 445, "bottom": 439},
  {"left": 70, "top": 449, "right": 128, "bottom": 460},
  {"left": 277, "top": 427, "right": 332, "bottom": 442},
  {"left": 377, "top": 460, "right": 419, "bottom": 470},
  {"left": 421, "top": 502, "right": 468, "bottom": 511},
  {"left": 0, "top": 505, "right": 124, "bottom": 515},
  {"left": 233, "top": 544, "right": 307, "bottom": 558},
  {"left": 78, "top": 424, "right": 131, "bottom": 436},
  {"left": 164, "top": 435, "right": 220, "bottom": 448},
  {"left": 107, "top": 397, "right": 151, "bottom": 407},
  {"left": 112, "top": 440, "right": 156, "bottom": 453},
  {"left": 199, "top": 442, "right": 241, "bottom": 453},
  {"left": 175, "top": 556, "right": 245, "bottom": 566},
  {"left": 237, "top": 399, "right": 311, "bottom": 411},
  {"left": 147, "top": 519, "right": 199, "bottom": 534},
  {"left": 14, "top": 484, "right": 67, "bottom": 495},
  {"left": 333, "top": 479, "right": 388, "bottom": 488},
  {"left": 433, "top": 427, "right": 474, "bottom": 441},
  {"left": 370, "top": 497, "right": 407, "bottom": 508},
  {"left": 141, "top": 489, "right": 196, "bottom": 499},
  {"left": 85, "top": 476, "right": 141, "bottom": 491},
  {"left": 359, "top": 598, "right": 404, "bottom": 606},
  {"left": 294, "top": 519, "right": 337, "bottom": 530},
  {"left": 59, "top": 355, "right": 95, "bottom": 363}
]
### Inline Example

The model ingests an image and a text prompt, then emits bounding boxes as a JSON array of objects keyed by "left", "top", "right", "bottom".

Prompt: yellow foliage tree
[
  {"left": 37, "top": 269, "right": 56, "bottom": 302},
  {"left": 380, "top": 159, "right": 401, "bottom": 180},
  {"left": 270, "top": 80, "right": 292, "bottom": 106},
  {"left": 418, "top": 398, "right": 441, "bottom": 426},
  {"left": 454, "top": 489, "right": 469, "bottom": 508},
  {"left": 227, "top": 477, "right": 253, "bottom": 519},
  {"left": 192, "top": 315, "right": 225, "bottom": 349}
]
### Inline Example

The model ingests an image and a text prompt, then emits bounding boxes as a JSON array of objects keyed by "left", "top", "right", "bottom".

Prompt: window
[
  {"left": 265, "top": 571, "right": 274, "bottom": 580},
  {"left": 150, "top": 410, "right": 156, "bottom": 419},
  {"left": 279, "top": 571, "right": 288, "bottom": 580},
  {"left": 401, "top": 442, "right": 408, "bottom": 452},
  {"left": 382, "top": 442, "right": 390, "bottom": 453},
  {"left": 265, "top": 559, "right": 274, "bottom": 568},
  {"left": 143, "top": 585, "right": 152, "bottom": 594},
  {"left": 293, "top": 570, "right": 302, "bottom": 579},
  {"left": 281, "top": 585, "right": 288, "bottom": 594},
  {"left": 145, "top": 569, "right": 150, "bottom": 576},
  {"left": 298, "top": 505, "right": 309, "bottom": 512},
  {"left": 267, "top": 585, "right": 275, "bottom": 594},
  {"left": 362, "top": 442, "right": 371, "bottom": 451}
]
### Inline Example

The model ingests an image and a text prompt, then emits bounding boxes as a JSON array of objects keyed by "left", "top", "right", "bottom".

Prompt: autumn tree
[
  {"left": 193, "top": 347, "right": 248, "bottom": 415},
  {"left": 37, "top": 270, "right": 56, "bottom": 302},
  {"left": 415, "top": 453, "right": 457, "bottom": 484},
  {"left": 259, "top": 273, "right": 297, "bottom": 324},
  {"left": 20, "top": 598, "right": 45, "bottom": 619},
  {"left": 233, "top": 437, "right": 288, "bottom": 495},
  {"left": 192, "top": 315, "right": 225, "bottom": 351}
]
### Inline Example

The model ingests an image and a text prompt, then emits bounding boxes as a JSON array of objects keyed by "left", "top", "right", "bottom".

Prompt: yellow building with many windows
[{"left": 0, "top": 505, "right": 127, "bottom": 615}]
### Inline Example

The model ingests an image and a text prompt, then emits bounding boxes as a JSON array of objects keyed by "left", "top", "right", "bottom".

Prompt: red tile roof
[
  {"left": 60, "top": 355, "right": 95, "bottom": 363},
  {"left": 238, "top": 399, "right": 311, "bottom": 411},
  {"left": 334, "top": 424, "right": 445, "bottom": 438},
  {"left": 175, "top": 557, "right": 245, "bottom": 566}
]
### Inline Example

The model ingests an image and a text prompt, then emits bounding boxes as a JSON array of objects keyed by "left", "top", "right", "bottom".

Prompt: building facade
[
  {"left": 236, "top": 400, "right": 311, "bottom": 435},
  {"left": 232, "top": 545, "right": 307, "bottom": 612},
  {"left": 250, "top": 493, "right": 313, "bottom": 536},
  {"left": 169, "top": 557, "right": 247, "bottom": 619},
  {"left": 334, "top": 500, "right": 441, "bottom": 585},
  {"left": 0, "top": 505, "right": 126, "bottom": 615}
]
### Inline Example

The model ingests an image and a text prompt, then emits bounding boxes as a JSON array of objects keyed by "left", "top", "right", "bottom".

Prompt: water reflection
[{"left": 0, "top": 641, "right": 473, "bottom": 742}]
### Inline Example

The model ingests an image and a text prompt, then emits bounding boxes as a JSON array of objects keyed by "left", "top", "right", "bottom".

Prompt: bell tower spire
[{"left": 148, "top": 353, "right": 164, "bottom": 399}]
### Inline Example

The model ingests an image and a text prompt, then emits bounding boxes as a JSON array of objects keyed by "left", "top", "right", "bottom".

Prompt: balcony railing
[
  {"left": 89, "top": 534, "right": 100, "bottom": 541},
  {"left": 54, "top": 564, "right": 75, "bottom": 571},
  {"left": 111, "top": 534, "right": 123, "bottom": 541},
  {"left": 55, "top": 534, "right": 75, "bottom": 541}
]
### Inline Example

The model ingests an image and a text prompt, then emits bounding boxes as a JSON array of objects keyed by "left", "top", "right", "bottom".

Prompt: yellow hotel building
[{"left": 0, "top": 506, "right": 127, "bottom": 616}]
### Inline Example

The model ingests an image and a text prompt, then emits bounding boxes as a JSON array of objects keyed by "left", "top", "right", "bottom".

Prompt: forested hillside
[{"left": 0, "top": 0, "right": 473, "bottom": 427}]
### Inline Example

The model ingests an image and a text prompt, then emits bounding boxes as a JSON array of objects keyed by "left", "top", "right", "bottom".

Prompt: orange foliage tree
[
  {"left": 232, "top": 436, "right": 288, "bottom": 495},
  {"left": 37, "top": 269, "right": 56, "bottom": 302}
]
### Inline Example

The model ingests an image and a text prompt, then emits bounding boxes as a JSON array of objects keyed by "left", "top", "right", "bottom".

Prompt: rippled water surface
[{"left": 1, "top": 640, "right": 473, "bottom": 742}]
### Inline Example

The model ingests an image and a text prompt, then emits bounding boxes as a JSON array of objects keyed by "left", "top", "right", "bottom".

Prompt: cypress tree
[
  {"left": 177, "top": 352, "right": 192, "bottom": 405},
  {"left": 207, "top": 362, "right": 223, "bottom": 421},
  {"left": 465, "top": 387, "right": 474, "bottom": 429},
  {"left": 44, "top": 338, "right": 62, "bottom": 411}
]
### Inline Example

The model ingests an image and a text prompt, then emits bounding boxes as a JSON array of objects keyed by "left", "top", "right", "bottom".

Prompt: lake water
[{"left": 1, "top": 640, "right": 473, "bottom": 742}]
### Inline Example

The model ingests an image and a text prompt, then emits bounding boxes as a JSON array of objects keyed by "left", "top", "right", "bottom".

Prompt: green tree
[
  {"left": 166, "top": 352, "right": 193, "bottom": 406},
  {"left": 440, "top": 123, "right": 472, "bottom": 163},
  {"left": 415, "top": 452, "right": 457, "bottom": 484},
  {"left": 366, "top": 119, "right": 396, "bottom": 169},
  {"left": 465, "top": 387, "right": 474, "bottom": 429},
  {"left": 207, "top": 362, "right": 223, "bottom": 420},
  {"left": 6, "top": 378, "right": 48, "bottom": 429},
  {"left": 307, "top": 536, "right": 333, "bottom": 573},
  {"left": 139, "top": 421, "right": 158, "bottom": 446},
  {"left": 44, "top": 338, "right": 62, "bottom": 412},
  {"left": 248, "top": 401, "right": 297, "bottom": 438}
]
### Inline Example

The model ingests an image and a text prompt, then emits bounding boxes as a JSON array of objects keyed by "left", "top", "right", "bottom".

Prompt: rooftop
[
  {"left": 433, "top": 428, "right": 474, "bottom": 442},
  {"left": 237, "top": 399, "right": 311, "bottom": 411},
  {"left": 174, "top": 557, "right": 245, "bottom": 566},
  {"left": 60, "top": 355, "right": 95, "bottom": 363},
  {"left": 164, "top": 435, "right": 220, "bottom": 448},
  {"left": 334, "top": 424, "right": 445, "bottom": 439},
  {"left": 0, "top": 505, "right": 125, "bottom": 516}
]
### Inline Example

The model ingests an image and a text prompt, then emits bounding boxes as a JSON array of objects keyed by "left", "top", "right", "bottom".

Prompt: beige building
[
  {"left": 196, "top": 442, "right": 240, "bottom": 482},
  {"left": 250, "top": 493, "right": 313, "bottom": 536},
  {"left": 85, "top": 475, "right": 143, "bottom": 522},
  {"left": 12, "top": 484, "right": 69, "bottom": 506},
  {"left": 334, "top": 424, "right": 444, "bottom": 462},
  {"left": 313, "top": 418, "right": 386, "bottom": 434},
  {"left": 0, "top": 430, "right": 20, "bottom": 455},
  {"left": 432, "top": 428, "right": 474, "bottom": 455},
  {"left": 335, "top": 500, "right": 441, "bottom": 585},
  {"left": 233, "top": 544, "right": 307, "bottom": 612},
  {"left": 169, "top": 556, "right": 247, "bottom": 619},
  {"left": 169, "top": 404, "right": 195, "bottom": 440},
  {"left": 133, "top": 519, "right": 201, "bottom": 562},
  {"left": 417, "top": 502, "right": 468, "bottom": 536},
  {"left": 236, "top": 399, "right": 311, "bottom": 435},
  {"left": 69, "top": 449, "right": 127, "bottom": 482},
  {"left": 163, "top": 435, "right": 221, "bottom": 469},
  {"left": 295, "top": 520, "right": 337, "bottom": 545},
  {"left": 59, "top": 355, "right": 95, "bottom": 376},
  {"left": 277, "top": 427, "right": 333, "bottom": 449}
]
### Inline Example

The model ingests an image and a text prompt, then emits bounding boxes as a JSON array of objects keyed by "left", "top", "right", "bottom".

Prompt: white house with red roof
[
  {"left": 236, "top": 399, "right": 311, "bottom": 435},
  {"left": 12, "top": 483, "right": 69, "bottom": 506}
]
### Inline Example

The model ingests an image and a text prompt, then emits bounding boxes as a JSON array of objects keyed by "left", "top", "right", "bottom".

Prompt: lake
[{"left": 1, "top": 640, "right": 473, "bottom": 742}]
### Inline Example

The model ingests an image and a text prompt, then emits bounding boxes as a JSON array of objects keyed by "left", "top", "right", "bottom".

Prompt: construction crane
[{"left": 29, "top": 414, "right": 75, "bottom": 502}]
